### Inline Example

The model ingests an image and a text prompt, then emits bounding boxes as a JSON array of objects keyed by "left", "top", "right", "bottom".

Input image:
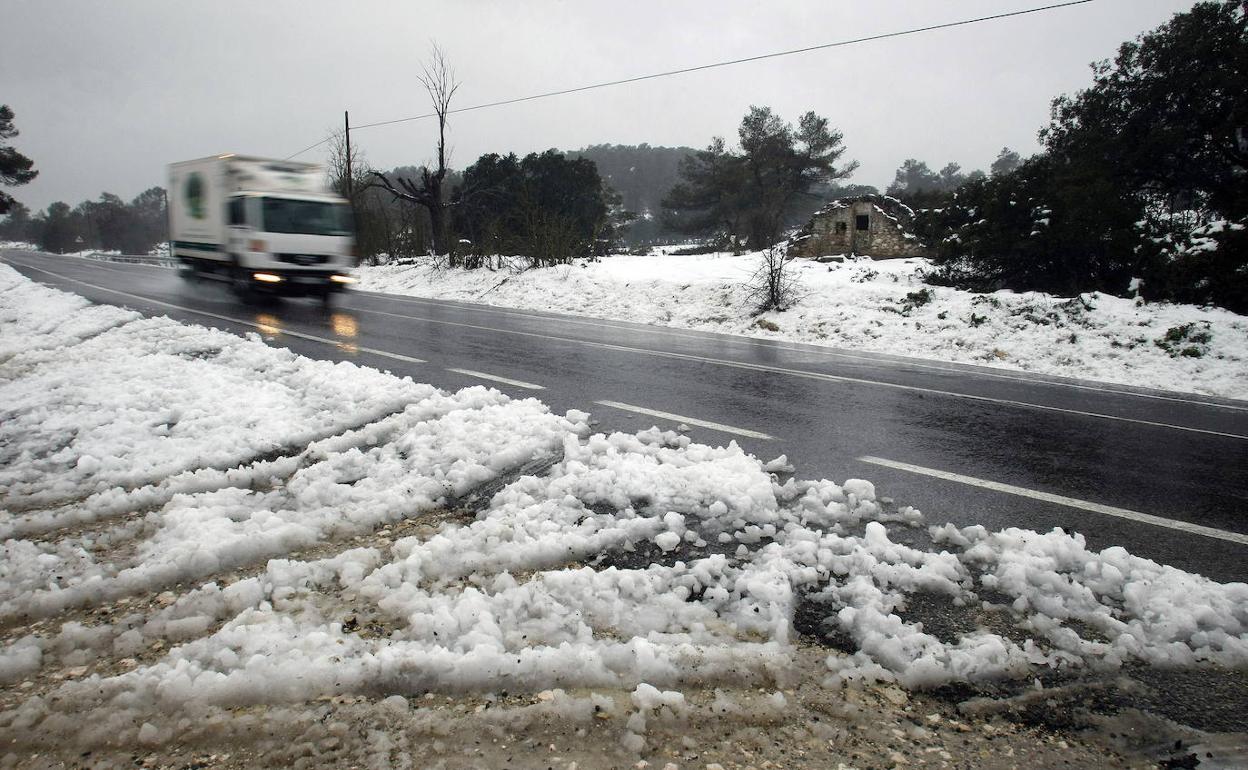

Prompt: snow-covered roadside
[
  {"left": 2, "top": 264, "right": 1247, "bottom": 767},
  {"left": 357, "top": 253, "right": 1248, "bottom": 400},
  {"left": 0, "top": 242, "right": 174, "bottom": 265}
]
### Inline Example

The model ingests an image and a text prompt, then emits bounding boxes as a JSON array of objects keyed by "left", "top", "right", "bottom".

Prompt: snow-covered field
[
  {"left": 2, "top": 263, "right": 1246, "bottom": 767},
  {"left": 357, "top": 253, "right": 1248, "bottom": 401}
]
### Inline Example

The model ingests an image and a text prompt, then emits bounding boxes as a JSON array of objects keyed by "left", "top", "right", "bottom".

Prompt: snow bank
[
  {"left": 0, "top": 263, "right": 140, "bottom": 360},
  {"left": 1, "top": 264, "right": 435, "bottom": 510},
  {"left": 356, "top": 253, "right": 1248, "bottom": 400},
  {"left": 2, "top": 263, "right": 1247, "bottom": 744}
]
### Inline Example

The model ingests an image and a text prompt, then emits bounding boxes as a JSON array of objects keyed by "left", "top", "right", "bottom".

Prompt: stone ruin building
[{"left": 789, "top": 195, "right": 931, "bottom": 259}]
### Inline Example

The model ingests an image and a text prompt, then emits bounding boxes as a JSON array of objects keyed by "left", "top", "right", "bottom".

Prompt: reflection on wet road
[
  {"left": 252, "top": 305, "right": 361, "bottom": 355},
  {"left": 253, "top": 312, "right": 283, "bottom": 337}
]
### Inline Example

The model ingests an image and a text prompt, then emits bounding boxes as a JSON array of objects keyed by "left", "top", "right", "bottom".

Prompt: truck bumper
[{"left": 245, "top": 268, "right": 355, "bottom": 296}]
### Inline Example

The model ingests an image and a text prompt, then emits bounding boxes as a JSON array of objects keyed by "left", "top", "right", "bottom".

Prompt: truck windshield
[{"left": 260, "top": 198, "right": 352, "bottom": 236}]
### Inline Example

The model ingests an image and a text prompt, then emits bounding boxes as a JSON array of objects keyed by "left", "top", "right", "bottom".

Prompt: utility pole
[
  {"left": 163, "top": 187, "right": 172, "bottom": 263},
  {"left": 344, "top": 110, "right": 353, "bottom": 202}
]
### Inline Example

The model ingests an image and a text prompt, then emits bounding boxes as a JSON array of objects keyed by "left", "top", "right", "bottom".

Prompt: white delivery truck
[{"left": 168, "top": 154, "right": 356, "bottom": 300}]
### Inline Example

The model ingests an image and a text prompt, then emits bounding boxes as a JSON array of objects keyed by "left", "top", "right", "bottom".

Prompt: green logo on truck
[{"left": 185, "top": 172, "right": 205, "bottom": 219}]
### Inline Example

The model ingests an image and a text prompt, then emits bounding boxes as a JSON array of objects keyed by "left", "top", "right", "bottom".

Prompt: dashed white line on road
[
  {"left": 857, "top": 455, "right": 1248, "bottom": 546},
  {"left": 335, "top": 303, "right": 1248, "bottom": 441},
  {"left": 358, "top": 347, "right": 426, "bottom": 364},
  {"left": 446, "top": 368, "right": 544, "bottom": 390},
  {"left": 595, "top": 400, "right": 775, "bottom": 440}
]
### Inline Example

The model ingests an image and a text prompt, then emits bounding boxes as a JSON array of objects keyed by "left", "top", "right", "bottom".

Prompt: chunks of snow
[
  {"left": 654, "top": 532, "right": 681, "bottom": 552},
  {"left": 2, "top": 263, "right": 1247, "bottom": 740},
  {"left": 762, "top": 454, "right": 794, "bottom": 473},
  {"left": 1, "top": 271, "right": 438, "bottom": 512}
]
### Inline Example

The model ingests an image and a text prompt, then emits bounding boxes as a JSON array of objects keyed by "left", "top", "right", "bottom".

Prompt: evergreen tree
[
  {"left": 886, "top": 159, "right": 940, "bottom": 200},
  {"left": 128, "top": 186, "right": 168, "bottom": 253},
  {"left": 927, "top": 1, "right": 1248, "bottom": 311},
  {"left": 0, "top": 105, "right": 38, "bottom": 216},
  {"left": 0, "top": 200, "right": 32, "bottom": 242},
  {"left": 34, "top": 202, "right": 79, "bottom": 254},
  {"left": 990, "top": 147, "right": 1022, "bottom": 177},
  {"left": 662, "top": 137, "right": 747, "bottom": 247},
  {"left": 1042, "top": 0, "right": 1247, "bottom": 222},
  {"left": 887, "top": 158, "right": 983, "bottom": 207},
  {"left": 454, "top": 149, "right": 613, "bottom": 264},
  {"left": 82, "top": 193, "right": 133, "bottom": 252},
  {"left": 662, "top": 106, "right": 855, "bottom": 249}
]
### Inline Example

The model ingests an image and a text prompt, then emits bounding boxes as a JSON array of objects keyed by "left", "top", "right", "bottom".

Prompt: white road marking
[
  {"left": 348, "top": 303, "right": 1248, "bottom": 441},
  {"left": 595, "top": 400, "right": 775, "bottom": 440},
  {"left": 359, "top": 347, "right": 425, "bottom": 364},
  {"left": 446, "top": 368, "right": 544, "bottom": 390},
  {"left": 858, "top": 455, "right": 1248, "bottom": 547},
  {"left": 356, "top": 287, "right": 1248, "bottom": 413},
  {"left": 10, "top": 255, "right": 1248, "bottom": 441},
  {"left": 6, "top": 261, "right": 428, "bottom": 366}
]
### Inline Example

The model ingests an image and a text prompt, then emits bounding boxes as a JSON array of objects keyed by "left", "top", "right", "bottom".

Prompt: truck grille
[{"left": 276, "top": 253, "right": 331, "bottom": 266}]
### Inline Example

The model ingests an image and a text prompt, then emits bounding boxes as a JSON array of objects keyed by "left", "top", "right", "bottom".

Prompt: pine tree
[
  {"left": 0, "top": 105, "right": 38, "bottom": 215},
  {"left": 662, "top": 107, "right": 855, "bottom": 249}
]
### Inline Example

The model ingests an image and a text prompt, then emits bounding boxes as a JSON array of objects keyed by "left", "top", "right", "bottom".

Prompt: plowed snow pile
[
  {"left": 356, "top": 253, "right": 1248, "bottom": 400},
  {"left": 1, "top": 263, "right": 1246, "bottom": 768}
]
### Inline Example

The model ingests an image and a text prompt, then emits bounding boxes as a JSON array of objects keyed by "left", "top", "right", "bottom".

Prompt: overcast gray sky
[{"left": 2, "top": 0, "right": 1197, "bottom": 211}]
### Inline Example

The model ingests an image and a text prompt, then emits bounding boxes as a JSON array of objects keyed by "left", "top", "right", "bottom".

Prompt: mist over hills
[{"left": 566, "top": 144, "right": 695, "bottom": 244}]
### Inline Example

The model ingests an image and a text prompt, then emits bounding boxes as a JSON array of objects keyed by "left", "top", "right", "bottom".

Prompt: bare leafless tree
[
  {"left": 327, "top": 129, "right": 374, "bottom": 206},
  {"left": 744, "top": 245, "right": 804, "bottom": 314},
  {"left": 372, "top": 44, "right": 461, "bottom": 263}
]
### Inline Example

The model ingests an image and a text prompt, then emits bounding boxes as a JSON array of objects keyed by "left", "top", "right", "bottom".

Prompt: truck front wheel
[{"left": 230, "top": 260, "right": 255, "bottom": 299}]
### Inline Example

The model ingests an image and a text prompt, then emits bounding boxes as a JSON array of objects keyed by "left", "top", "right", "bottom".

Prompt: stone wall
[{"left": 791, "top": 199, "right": 931, "bottom": 260}]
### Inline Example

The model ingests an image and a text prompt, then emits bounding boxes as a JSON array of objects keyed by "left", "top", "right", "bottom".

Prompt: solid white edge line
[
  {"left": 446, "top": 368, "right": 544, "bottom": 390},
  {"left": 7, "top": 261, "right": 427, "bottom": 366},
  {"left": 595, "top": 400, "right": 774, "bottom": 441},
  {"left": 857, "top": 455, "right": 1248, "bottom": 547}
]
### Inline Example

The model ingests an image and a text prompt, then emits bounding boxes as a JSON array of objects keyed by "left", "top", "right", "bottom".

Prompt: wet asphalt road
[{"left": 5, "top": 249, "right": 1248, "bottom": 582}]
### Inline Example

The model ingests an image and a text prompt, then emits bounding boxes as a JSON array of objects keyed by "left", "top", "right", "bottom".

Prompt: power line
[
  {"left": 286, "top": 136, "right": 334, "bottom": 161},
  {"left": 287, "top": 0, "right": 1097, "bottom": 159}
]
